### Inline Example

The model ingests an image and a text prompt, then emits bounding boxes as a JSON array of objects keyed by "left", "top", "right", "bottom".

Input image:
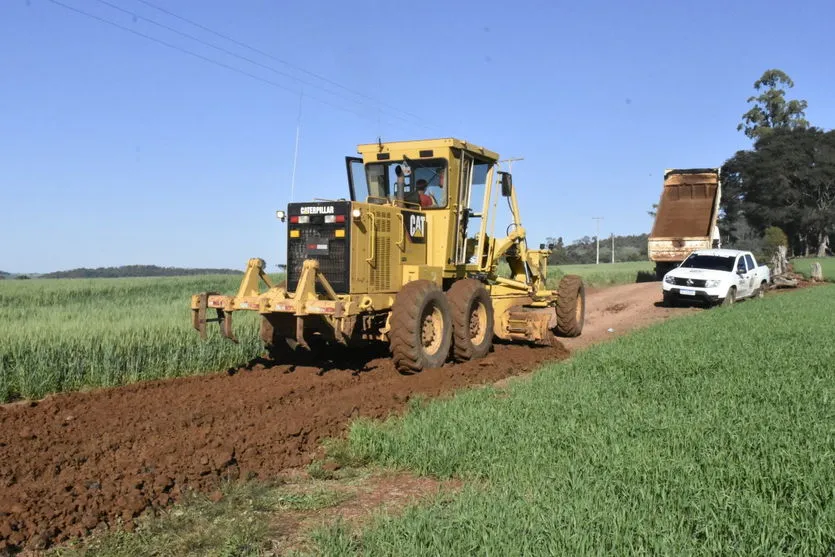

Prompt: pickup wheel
[
  {"left": 722, "top": 286, "right": 736, "bottom": 307},
  {"left": 755, "top": 281, "right": 767, "bottom": 299},
  {"left": 662, "top": 292, "right": 676, "bottom": 307}
]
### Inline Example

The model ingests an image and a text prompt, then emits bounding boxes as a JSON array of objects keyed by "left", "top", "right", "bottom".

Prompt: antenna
[{"left": 290, "top": 91, "right": 303, "bottom": 202}]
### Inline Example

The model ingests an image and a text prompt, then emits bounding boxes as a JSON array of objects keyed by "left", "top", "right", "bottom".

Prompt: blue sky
[{"left": 2, "top": 0, "right": 834, "bottom": 273}]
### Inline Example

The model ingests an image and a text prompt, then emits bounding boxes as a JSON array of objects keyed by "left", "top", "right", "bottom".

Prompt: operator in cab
[{"left": 415, "top": 179, "right": 437, "bottom": 208}]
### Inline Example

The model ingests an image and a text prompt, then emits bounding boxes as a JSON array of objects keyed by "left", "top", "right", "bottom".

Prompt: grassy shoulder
[
  {"left": 315, "top": 285, "right": 835, "bottom": 555},
  {"left": 791, "top": 256, "right": 835, "bottom": 280}
]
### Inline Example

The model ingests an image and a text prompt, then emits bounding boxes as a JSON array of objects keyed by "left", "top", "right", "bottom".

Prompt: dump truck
[
  {"left": 191, "top": 138, "right": 585, "bottom": 372},
  {"left": 648, "top": 168, "right": 721, "bottom": 280}
]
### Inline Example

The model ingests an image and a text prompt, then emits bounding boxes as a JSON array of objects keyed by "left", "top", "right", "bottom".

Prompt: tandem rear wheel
[
  {"left": 555, "top": 274, "right": 585, "bottom": 337},
  {"left": 446, "top": 278, "right": 494, "bottom": 362},
  {"left": 390, "top": 280, "right": 454, "bottom": 373}
]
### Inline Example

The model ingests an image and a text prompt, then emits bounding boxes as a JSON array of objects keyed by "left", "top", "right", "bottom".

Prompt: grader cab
[{"left": 192, "top": 138, "right": 585, "bottom": 372}]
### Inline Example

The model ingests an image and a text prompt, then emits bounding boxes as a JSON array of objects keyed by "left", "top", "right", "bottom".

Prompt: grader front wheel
[
  {"left": 390, "top": 280, "right": 453, "bottom": 373},
  {"left": 555, "top": 274, "right": 585, "bottom": 337},
  {"left": 446, "top": 279, "right": 494, "bottom": 362}
]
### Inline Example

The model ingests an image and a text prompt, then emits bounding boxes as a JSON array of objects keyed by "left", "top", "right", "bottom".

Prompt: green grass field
[
  {"left": 494, "top": 260, "right": 654, "bottom": 289},
  {"left": 0, "top": 275, "right": 276, "bottom": 402},
  {"left": 312, "top": 285, "right": 835, "bottom": 555},
  {"left": 551, "top": 261, "right": 654, "bottom": 288},
  {"left": 792, "top": 256, "right": 835, "bottom": 280}
]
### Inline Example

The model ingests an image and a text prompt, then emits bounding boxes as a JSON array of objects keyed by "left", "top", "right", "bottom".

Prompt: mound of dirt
[{"left": 0, "top": 340, "right": 567, "bottom": 552}]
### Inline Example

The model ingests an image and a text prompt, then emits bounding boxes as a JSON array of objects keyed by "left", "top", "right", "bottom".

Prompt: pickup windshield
[{"left": 680, "top": 254, "right": 736, "bottom": 272}]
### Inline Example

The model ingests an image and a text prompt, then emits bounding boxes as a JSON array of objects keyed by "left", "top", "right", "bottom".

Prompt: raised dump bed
[{"left": 648, "top": 168, "right": 721, "bottom": 279}]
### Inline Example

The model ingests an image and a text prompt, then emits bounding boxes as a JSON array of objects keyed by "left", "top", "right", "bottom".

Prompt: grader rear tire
[
  {"left": 446, "top": 279, "right": 494, "bottom": 362},
  {"left": 390, "top": 280, "right": 453, "bottom": 373},
  {"left": 555, "top": 274, "right": 585, "bottom": 337}
]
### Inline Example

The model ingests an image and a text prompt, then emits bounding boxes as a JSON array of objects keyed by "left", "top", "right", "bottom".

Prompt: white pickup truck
[{"left": 661, "top": 249, "right": 771, "bottom": 306}]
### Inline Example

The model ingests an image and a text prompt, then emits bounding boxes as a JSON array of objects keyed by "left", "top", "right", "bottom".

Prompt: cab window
[{"left": 361, "top": 159, "right": 448, "bottom": 209}]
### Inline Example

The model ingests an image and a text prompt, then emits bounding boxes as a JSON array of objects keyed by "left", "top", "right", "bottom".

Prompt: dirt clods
[{"left": 0, "top": 338, "right": 567, "bottom": 552}]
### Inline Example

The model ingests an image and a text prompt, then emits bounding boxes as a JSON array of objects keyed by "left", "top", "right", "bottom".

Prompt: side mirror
[{"left": 500, "top": 172, "right": 513, "bottom": 197}]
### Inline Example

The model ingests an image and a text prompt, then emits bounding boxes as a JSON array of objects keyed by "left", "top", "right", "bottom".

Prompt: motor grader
[{"left": 191, "top": 138, "right": 585, "bottom": 372}]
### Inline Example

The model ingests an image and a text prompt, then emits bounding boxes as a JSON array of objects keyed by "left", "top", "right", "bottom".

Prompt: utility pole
[
  {"left": 592, "top": 217, "right": 603, "bottom": 264},
  {"left": 611, "top": 233, "right": 615, "bottom": 264}
]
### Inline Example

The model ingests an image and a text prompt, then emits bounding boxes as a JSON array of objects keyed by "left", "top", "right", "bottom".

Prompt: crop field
[
  {"left": 315, "top": 285, "right": 835, "bottom": 555},
  {"left": 0, "top": 263, "right": 652, "bottom": 404},
  {"left": 494, "top": 260, "right": 654, "bottom": 289},
  {"left": 0, "top": 275, "right": 277, "bottom": 402},
  {"left": 551, "top": 261, "right": 654, "bottom": 287}
]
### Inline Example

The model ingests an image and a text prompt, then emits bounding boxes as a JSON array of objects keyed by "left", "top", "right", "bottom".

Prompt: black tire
[
  {"left": 390, "top": 280, "right": 453, "bottom": 372},
  {"left": 446, "top": 279, "right": 494, "bottom": 362},
  {"left": 755, "top": 281, "right": 767, "bottom": 299},
  {"left": 662, "top": 292, "right": 676, "bottom": 307},
  {"left": 722, "top": 286, "right": 736, "bottom": 307},
  {"left": 655, "top": 262, "right": 674, "bottom": 281},
  {"left": 555, "top": 274, "right": 585, "bottom": 337}
]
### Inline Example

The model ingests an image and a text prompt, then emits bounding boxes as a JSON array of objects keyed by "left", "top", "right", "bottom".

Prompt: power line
[
  {"left": 43, "top": 0, "right": 422, "bottom": 130},
  {"left": 133, "top": 0, "right": 428, "bottom": 125},
  {"left": 90, "top": 0, "right": 425, "bottom": 128}
]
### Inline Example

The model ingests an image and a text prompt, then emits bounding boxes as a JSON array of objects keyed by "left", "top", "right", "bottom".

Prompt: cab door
[
  {"left": 345, "top": 157, "right": 366, "bottom": 201},
  {"left": 453, "top": 153, "right": 475, "bottom": 265},
  {"left": 734, "top": 255, "right": 751, "bottom": 297}
]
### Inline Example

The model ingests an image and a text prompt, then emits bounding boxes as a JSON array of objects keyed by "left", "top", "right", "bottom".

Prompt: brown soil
[{"left": 0, "top": 281, "right": 707, "bottom": 552}]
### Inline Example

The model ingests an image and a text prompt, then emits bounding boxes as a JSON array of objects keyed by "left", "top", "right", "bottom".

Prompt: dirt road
[{"left": 0, "top": 281, "right": 690, "bottom": 552}]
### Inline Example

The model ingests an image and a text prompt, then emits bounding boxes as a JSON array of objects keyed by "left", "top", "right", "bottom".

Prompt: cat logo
[{"left": 403, "top": 211, "right": 427, "bottom": 244}]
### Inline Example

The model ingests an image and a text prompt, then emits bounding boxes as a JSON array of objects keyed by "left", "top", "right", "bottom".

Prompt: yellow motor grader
[{"left": 192, "top": 138, "right": 585, "bottom": 372}]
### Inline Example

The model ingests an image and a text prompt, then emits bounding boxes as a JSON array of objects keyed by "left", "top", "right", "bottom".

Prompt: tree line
[
  {"left": 40, "top": 265, "right": 242, "bottom": 279},
  {"left": 544, "top": 234, "right": 649, "bottom": 265},
  {"left": 720, "top": 69, "right": 834, "bottom": 257}
]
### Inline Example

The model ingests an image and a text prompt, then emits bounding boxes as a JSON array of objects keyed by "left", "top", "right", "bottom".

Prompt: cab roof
[{"left": 356, "top": 138, "right": 500, "bottom": 162}]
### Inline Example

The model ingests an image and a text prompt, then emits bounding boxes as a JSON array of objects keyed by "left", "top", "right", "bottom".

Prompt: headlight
[
  {"left": 275, "top": 210, "right": 286, "bottom": 221},
  {"left": 352, "top": 208, "right": 362, "bottom": 219},
  {"left": 705, "top": 279, "right": 720, "bottom": 288},
  {"left": 664, "top": 275, "right": 676, "bottom": 284}
]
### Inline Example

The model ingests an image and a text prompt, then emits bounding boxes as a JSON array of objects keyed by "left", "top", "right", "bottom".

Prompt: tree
[
  {"left": 738, "top": 69, "right": 809, "bottom": 140},
  {"left": 721, "top": 127, "right": 835, "bottom": 256}
]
